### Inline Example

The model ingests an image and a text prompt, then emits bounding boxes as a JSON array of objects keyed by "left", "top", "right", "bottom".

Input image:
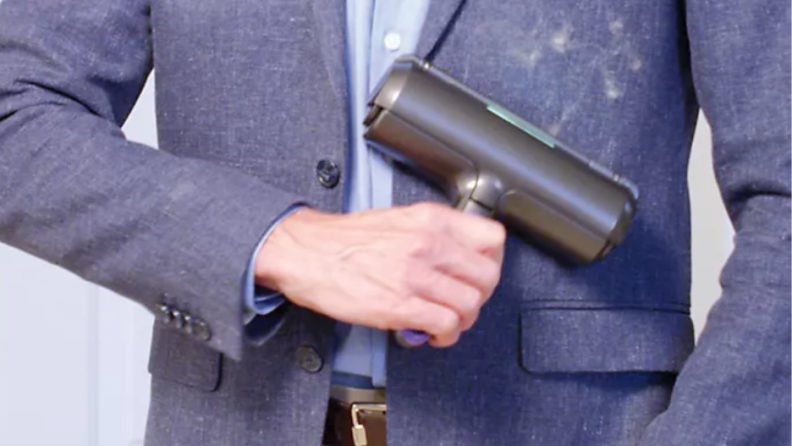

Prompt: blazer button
[
  {"left": 183, "top": 313, "right": 195, "bottom": 332},
  {"left": 171, "top": 309, "right": 185, "bottom": 330},
  {"left": 191, "top": 318, "right": 212, "bottom": 342},
  {"left": 295, "top": 345, "right": 323, "bottom": 373},
  {"left": 316, "top": 159, "right": 341, "bottom": 188},
  {"left": 183, "top": 312, "right": 212, "bottom": 341},
  {"left": 155, "top": 304, "right": 172, "bottom": 324}
]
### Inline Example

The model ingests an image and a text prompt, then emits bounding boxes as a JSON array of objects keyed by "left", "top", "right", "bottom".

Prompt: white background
[{"left": 0, "top": 53, "right": 735, "bottom": 446}]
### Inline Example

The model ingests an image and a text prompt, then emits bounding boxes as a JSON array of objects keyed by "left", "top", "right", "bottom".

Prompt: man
[{"left": 0, "top": 0, "right": 789, "bottom": 445}]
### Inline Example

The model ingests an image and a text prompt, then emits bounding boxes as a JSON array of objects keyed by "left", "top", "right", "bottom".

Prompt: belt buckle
[{"left": 350, "top": 403, "right": 387, "bottom": 446}]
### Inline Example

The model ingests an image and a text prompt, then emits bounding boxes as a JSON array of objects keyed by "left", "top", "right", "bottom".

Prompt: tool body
[{"left": 363, "top": 57, "right": 639, "bottom": 347}]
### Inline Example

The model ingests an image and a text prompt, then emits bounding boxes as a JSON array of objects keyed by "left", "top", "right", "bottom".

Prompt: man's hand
[{"left": 255, "top": 202, "right": 506, "bottom": 347}]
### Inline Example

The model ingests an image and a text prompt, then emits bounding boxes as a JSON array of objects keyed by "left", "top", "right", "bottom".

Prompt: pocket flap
[
  {"left": 148, "top": 322, "right": 222, "bottom": 392},
  {"left": 520, "top": 305, "right": 694, "bottom": 373}
]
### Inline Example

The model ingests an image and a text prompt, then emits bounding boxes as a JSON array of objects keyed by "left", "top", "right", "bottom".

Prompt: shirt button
[
  {"left": 295, "top": 345, "right": 324, "bottom": 373},
  {"left": 383, "top": 32, "right": 402, "bottom": 51}
]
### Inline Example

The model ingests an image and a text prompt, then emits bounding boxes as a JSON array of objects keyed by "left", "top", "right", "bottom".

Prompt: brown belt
[{"left": 323, "top": 385, "right": 387, "bottom": 446}]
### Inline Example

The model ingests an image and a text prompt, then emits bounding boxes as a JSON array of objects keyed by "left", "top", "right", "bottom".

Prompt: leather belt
[{"left": 323, "top": 385, "right": 387, "bottom": 446}]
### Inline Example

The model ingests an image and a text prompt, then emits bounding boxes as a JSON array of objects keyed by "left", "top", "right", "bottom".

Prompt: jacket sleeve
[
  {"left": 241, "top": 204, "right": 308, "bottom": 344},
  {"left": 639, "top": 1, "right": 791, "bottom": 444},
  {"left": 0, "top": 0, "right": 309, "bottom": 361}
]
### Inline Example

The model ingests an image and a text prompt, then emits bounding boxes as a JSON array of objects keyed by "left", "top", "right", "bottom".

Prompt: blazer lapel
[
  {"left": 415, "top": 0, "right": 465, "bottom": 59},
  {"left": 309, "top": 0, "right": 347, "bottom": 100},
  {"left": 309, "top": 0, "right": 465, "bottom": 99}
]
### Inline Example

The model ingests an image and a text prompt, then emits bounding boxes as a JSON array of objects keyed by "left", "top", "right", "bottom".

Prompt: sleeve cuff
[{"left": 242, "top": 203, "right": 308, "bottom": 324}]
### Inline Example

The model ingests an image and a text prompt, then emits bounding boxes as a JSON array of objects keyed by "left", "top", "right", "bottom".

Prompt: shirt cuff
[{"left": 242, "top": 203, "right": 308, "bottom": 324}]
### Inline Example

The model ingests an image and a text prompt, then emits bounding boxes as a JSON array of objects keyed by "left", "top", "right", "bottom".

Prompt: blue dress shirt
[{"left": 243, "top": 1, "right": 429, "bottom": 388}]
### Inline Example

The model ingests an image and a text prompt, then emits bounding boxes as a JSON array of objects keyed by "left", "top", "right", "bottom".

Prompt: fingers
[
  {"left": 391, "top": 297, "right": 462, "bottom": 348},
  {"left": 320, "top": 263, "right": 465, "bottom": 346},
  {"left": 430, "top": 238, "right": 502, "bottom": 301},
  {"left": 398, "top": 228, "right": 502, "bottom": 331},
  {"left": 404, "top": 263, "right": 483, "bottom": 331},
  {"left": 406, "top": 202, "right": 507, "bottom": 261}
]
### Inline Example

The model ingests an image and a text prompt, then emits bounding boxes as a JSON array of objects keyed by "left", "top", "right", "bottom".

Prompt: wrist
[{"left": 254, "top": 207, "right": 318, "bottom": 291}]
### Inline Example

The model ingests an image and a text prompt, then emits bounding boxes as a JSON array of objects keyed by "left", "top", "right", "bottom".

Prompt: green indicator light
[{"left": 486, "top": 104, "right": 556, "bottom": 148}]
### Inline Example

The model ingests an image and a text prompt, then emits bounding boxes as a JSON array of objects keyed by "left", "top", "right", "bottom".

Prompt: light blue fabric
[
  {"left": 243, "top": 0, "right": 429, "bottom": 388},
  {"left": 242, "top": 203, "right": 305, "bottom": 325},
  {"left": 334, "top": 0, "right": 430, "bottom": 389}
]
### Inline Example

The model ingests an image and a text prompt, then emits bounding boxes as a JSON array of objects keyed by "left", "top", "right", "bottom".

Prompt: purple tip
[{"left": 396, "top": 329, "right": 430, "bottom": 347}]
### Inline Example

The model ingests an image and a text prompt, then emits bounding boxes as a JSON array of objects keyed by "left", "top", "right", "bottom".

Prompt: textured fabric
[{"left": 0, "top": 1, "right": 788, "bottom": 446}]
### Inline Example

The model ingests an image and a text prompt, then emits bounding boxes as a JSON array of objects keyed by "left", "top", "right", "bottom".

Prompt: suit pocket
[
  {"left": 148, "top": 322, "right": 222, "bottom": 392},
  {"left": 520, "top": 303, "right": 695, "bottom": 373}
]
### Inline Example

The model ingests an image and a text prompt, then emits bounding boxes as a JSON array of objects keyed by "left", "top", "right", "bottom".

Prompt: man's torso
[{"left": 145, "top": 1, "right": 696, "bottom": 445}]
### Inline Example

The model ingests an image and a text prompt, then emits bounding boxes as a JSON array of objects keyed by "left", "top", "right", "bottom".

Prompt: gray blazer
[{"left": 0, "top": 0, "right": 789, "bottom": 445}]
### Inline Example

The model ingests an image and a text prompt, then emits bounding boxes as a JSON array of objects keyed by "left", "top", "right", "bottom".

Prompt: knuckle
[
  {"left": 402, "top": 261, "right": 432, "bottom": 291},
  {"left": 370, "top": 299, "right": 396, "bottom": 330},
  {"left": 409, "top": 232, "right": 441, "bottom": 259},
  {"left": 483, "top": 262, "right": 503, "bottom": 290},
  {"left": 377, "top": 292, "right": 413, "bottom": 330},
  {"left": 436, "top": 310, "right": 460, "bottom": 334},
  {"left": 459, "top": 288, "right": 483, "bottom": 315},
  {"left": 462, "top": 308, "right": 481, "bottom": 331},
  {"left": 382, "top": 303, "right": 409, "bottom": 331},
  {"left": 490, "top": 221, "right": 507, "bottom": 244},
  {"left": 434, "top": 326, "right": 461, "bottom": 348},
  {"left": 410, "top": 202, "right": 445, "bottom": 225}
]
